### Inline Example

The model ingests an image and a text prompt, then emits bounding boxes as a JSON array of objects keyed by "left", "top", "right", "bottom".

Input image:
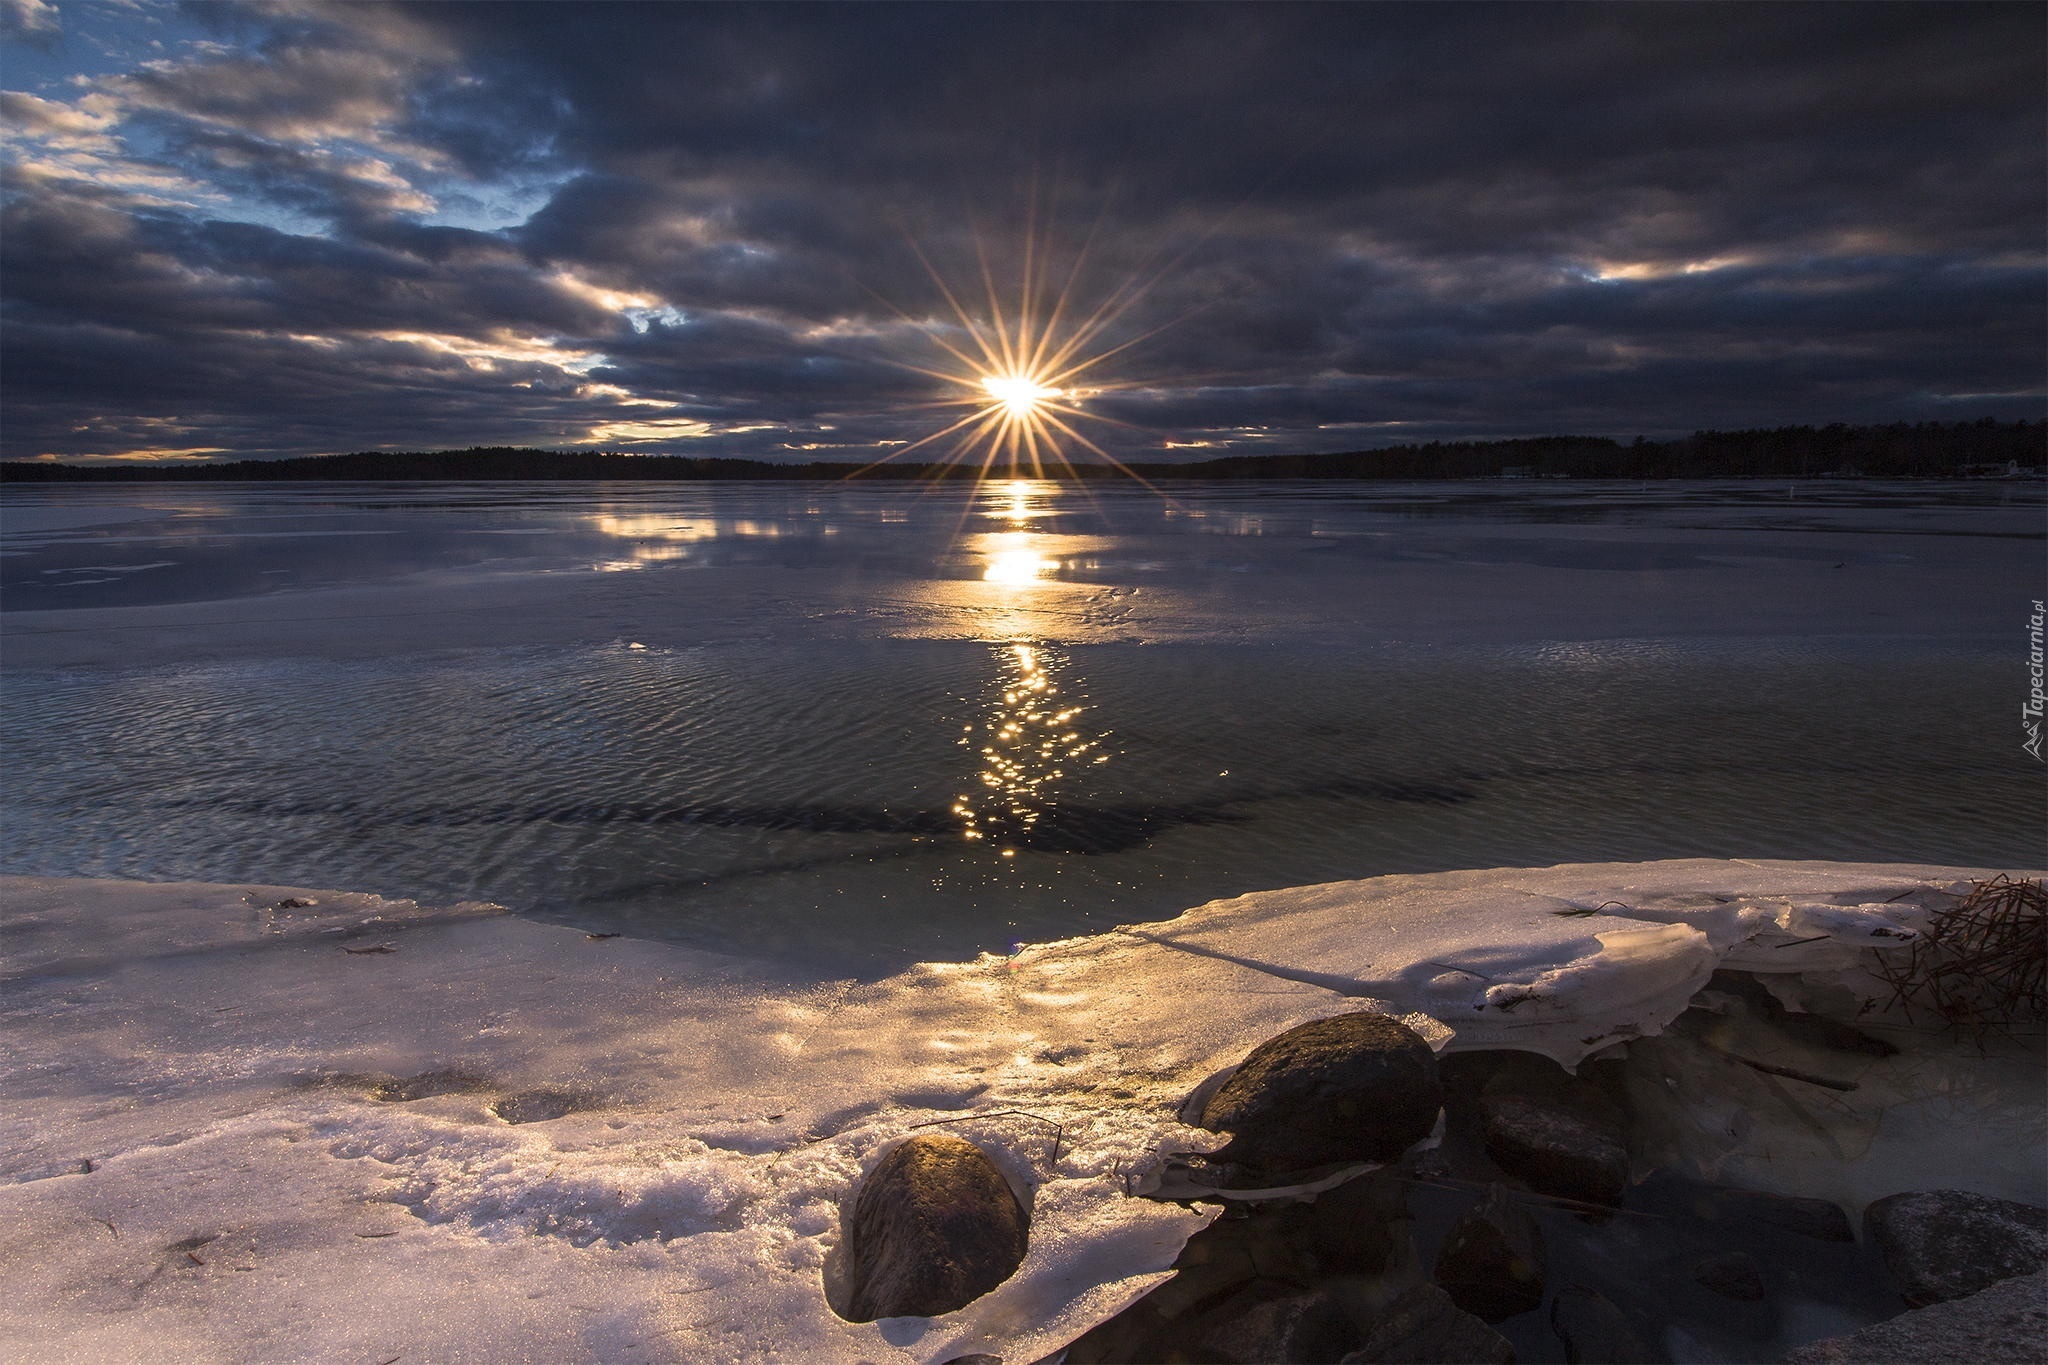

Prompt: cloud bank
[{"left": 3, "top": 1, "right": 2042, "bottom": 463}]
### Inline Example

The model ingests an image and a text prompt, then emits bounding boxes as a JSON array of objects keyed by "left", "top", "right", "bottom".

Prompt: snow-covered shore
[{"left": 3, "top": 860, "right": 2041, "bottom": 1363}]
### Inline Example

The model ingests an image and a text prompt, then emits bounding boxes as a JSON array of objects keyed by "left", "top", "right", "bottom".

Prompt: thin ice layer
[{"left": 0, "top": 858, "right": 2031, "bottom": 1363}]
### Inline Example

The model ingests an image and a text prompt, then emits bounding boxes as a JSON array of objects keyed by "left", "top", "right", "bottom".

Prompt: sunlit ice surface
[{"left": 0, "top": 477, "right": 2042, "bottom": 974}]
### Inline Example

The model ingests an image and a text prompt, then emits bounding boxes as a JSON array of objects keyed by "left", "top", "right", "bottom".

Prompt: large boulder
[
  {"left": 833, "top": 1132, "right": 1029, "bottom": 1322},
  {"left": 1864, "top": 1190, "right": 2048, "bottom": 1306},
  {"left": 1434, "top": 1186, "right": 1546, "bottom": 1322},
  {"left": 1787, "top": 1268, "right": 2048, "bottom": 1363},
  {"left": 1199, "top": 1012, "right": 1443, "bottom": 1174},
  {"left": 1341, "top": 1284, "right": 1514, "bottom": 1363}
]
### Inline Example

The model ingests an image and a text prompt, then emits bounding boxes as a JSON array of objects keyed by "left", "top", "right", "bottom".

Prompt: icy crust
[
  {"left": 1116, "top": 859, "right": 1970, "bottom": 1067},
  {"left": 0, "top": 859, "right": 2032, "bottom": 1363}
]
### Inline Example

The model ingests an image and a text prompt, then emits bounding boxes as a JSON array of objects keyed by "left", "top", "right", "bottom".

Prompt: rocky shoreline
[
  {"left": 2, "top": 862, "right": 2041, "bottom": 1363},
  {"left": 847, "top": 999, "right": 2045, "bottom": 1364},
  {"left": 832, "top": 878, "right": 2047, "bottom": 1363},
  {"left": 1059, "top": 1007, "right": 2046, "bottom": 1363}
]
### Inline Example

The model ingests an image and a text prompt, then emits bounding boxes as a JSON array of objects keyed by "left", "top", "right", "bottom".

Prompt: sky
[{"left": 2, "top": 0, "right": 2043, "bottom": 465}]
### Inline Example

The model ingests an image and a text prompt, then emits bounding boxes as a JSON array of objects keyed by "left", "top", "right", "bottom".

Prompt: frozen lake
[{"left": 2, "top": 477, "right": 2040, "bottom": 971}]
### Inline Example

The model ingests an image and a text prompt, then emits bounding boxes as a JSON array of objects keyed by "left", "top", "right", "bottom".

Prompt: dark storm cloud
[{"left": 1, "top": 0, "right": 2041, "bottom": 462}]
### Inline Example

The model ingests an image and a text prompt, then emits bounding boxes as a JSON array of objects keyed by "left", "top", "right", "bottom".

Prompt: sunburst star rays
[{"left": 845, "top": 209, "right": 1203, "bottom": 497}]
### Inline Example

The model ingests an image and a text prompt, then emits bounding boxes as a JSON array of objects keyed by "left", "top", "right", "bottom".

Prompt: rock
[
  {"left": 1409, "top": 1147, "right": 1455, "bottom": 1183},
  {"left": 373, "top": 1068, "right": 492, "bottom": 1102},
  {"left": 835, "top": 1132, "right": 1029, "bottom": 1322},
  {"left": 1477, "top": 1084, "right": 1630, "bottom": 1207},
  {"left": 1342, "top": 1284, "right": 1514, "bottom": 1363},
  {"left": 1308, "top": 1170, "right": 1415, "bottom": 1277},
  {"left": 1199, "top": 1012, "right": 1443, "bottom": 1174},
  {"left": 1692, "top": 1250, "right": 1766, "bottom": 1301},
  {"left": 1865, "top": 1190, "right": 2048, "bottom": 1306},
  {"left": 1786, "top": 1267, "right": 2048, "bottom": 1363},
  {"left": 1060, "top": 1203, "right": 1330, "bottom": 1360},
  {"left": 489, "top": 1089, "right": 581, "bottom": 1123},
  {"left": 1550, "top": 1286, "right": 1663, "bottom": 1363},
  {"left": 1188, "top": 1282, "right": 1365, "bottom": 1363},
  {"left": 1437, "top": 1050, "right": 1517, "bottom": 1103},
  {"left": 1699, "top": 1185, "right": 1853, "bottom": 1242},
  {"left": 1434, "top": 1186, "right": 1545, "bottom": 1322}
]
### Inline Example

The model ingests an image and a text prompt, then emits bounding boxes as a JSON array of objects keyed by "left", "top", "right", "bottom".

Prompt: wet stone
[
  {"left": 1307, "top": 1170, "right": 1415, "bottom": 1278},
  {"left": 1865, "top": 1189, "right": 2048, "bottom": 1306},
  {"left": 1698, "top": 1185, "right": 1853, "bottom": 1242},
  {"left": 1199, "top": 1012, "right": 1443, "bottom": 1176},
  {"left": 1692, "top": 1250, "right": 1766, "bottom": 1301},
  {"left": 1433, "top": 1186, "right": 1545, "bottom": 1323},
  {"left": 833, "top": 1132, "right": 1029, "bottom": 1323},
  {"left": 1342, "top": 1283, "right": 1514, "bottom": 1364},
  {"left": 1550, "top": 1285, "right": 1664, "bottom": 1364}
]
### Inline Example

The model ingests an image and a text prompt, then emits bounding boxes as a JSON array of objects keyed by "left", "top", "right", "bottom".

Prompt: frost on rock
[{"left": 0, "top": 858, "right": 2038, "bottom": 1363}]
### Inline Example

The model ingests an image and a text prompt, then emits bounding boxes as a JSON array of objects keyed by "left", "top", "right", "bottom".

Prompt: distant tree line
[
  {"left": 2, "top": 419, "right": 2039, "bottom": 483},
  {"left": 1161, "top": 420, "right": 2043, "bottom": 480}
]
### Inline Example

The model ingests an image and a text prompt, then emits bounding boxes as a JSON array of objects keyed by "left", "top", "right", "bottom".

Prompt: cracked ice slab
[{"left": 1112, "top": 859, "right": 2023, "bottom": 1067}]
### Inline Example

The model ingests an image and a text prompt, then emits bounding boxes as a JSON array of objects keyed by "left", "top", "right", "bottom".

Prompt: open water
[{"left": 2, "top": 477, "right": 2039, "bottom": 970}]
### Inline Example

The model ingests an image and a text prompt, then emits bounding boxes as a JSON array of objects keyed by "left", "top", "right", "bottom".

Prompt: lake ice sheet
[{"left": 1, "top": 478, "right": 2040, "bottom": 970}]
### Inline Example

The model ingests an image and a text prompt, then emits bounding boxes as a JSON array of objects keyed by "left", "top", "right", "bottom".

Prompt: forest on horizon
[{"left": 2, "top": 419, "right": 2040, "bottom": 483}]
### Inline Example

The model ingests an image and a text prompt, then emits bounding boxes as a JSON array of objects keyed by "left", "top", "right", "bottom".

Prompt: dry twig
[{"left": 1875, "top": 876, "right": 2046, "bottom": 1041}]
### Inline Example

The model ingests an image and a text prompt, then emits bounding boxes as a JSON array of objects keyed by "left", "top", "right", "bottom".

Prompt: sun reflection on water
[
  {"left": 978, "top": 480, "right": 1063, "bottom": 584},
  {"left": 991, "top": 478, "right": 1060, "bottom": 525},
  {"left": 981, "top": 532, "right": 1059, "bottom": 584},
  {"left": 954, "top": 642, "right": 1107, "bottom": 853},
  {"left": 585, "top": 510, "right": 813, "bottom": 571}
]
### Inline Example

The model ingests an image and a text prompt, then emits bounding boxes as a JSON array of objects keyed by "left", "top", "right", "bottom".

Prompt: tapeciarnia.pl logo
[{"left": 2026, "top": 599, "right": 2045, "bottom": 761}]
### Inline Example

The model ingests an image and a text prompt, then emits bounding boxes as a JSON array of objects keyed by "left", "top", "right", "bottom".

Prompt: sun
[
  {"left": 979, "top": 373, "right": 1063, "bottom": 419},
  {"left": 843, "top": 205, "right": 1198, "bottom": 488}
]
